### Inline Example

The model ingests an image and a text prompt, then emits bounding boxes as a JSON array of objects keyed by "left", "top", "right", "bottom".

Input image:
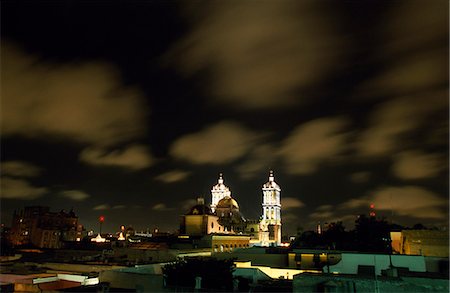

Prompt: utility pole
[{"left": 99, "top": 215, "right": 105, "bottom": 235}]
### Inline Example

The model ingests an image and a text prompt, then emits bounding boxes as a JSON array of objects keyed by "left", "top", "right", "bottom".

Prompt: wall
[
  {"left": 293, "top": 273, "right": 449, "bottom": 293},
  {"left": 328, "top": 253, "right": 426, "bottom": 275},
  {"left": 99, "top": 270, "right": 164, "bottom": 292}
]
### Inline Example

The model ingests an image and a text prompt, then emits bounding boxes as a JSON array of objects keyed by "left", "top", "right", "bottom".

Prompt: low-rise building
[
  {"left": 391, "top": 230, "right": 449, "bottom": 257},
  {"left": 9, "top": 206, "right": 83, "bottom": 249}
]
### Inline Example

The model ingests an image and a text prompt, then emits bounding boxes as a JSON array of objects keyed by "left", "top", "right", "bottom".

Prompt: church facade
[{"left": 181, "top": 171, "right": 282, "bottom": 247}]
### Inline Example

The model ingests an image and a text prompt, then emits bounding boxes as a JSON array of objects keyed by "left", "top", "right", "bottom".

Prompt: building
[
  {"left": 9, "top": 206, "right": 82, "bottom": 248},
  {"left": 210, "top": 173, "right": 231, "bottom": 213},
  {"left": 391, "top": 230, "right": 449, "bottom": 257},
  {"left": 260, "top": 170, "right": 282, "bottom": 246},
  {"left": 180, "top": 170, "right": 283, "bottom": 248},
  {"left": 179, "top": 198, "right": 222, "bottom": 236}
]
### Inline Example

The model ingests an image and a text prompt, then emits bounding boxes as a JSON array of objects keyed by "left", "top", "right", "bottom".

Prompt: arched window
[{"left": 211, "top": 222, "right": 214, "bottom": 229}]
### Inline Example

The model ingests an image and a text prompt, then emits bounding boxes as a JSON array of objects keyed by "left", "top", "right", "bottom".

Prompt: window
[{"left": 211, "top": 222, "right": 214, "bottom": 229}]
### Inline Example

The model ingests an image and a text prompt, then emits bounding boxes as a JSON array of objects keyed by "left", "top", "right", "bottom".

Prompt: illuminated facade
[
  {"left": 391, "top": 230, "right": 449, "bottom": 257},
  {"left": 260, "top": 170, "right": 282, "bottom": 246},
  {"left": 180, "top": 170, "right": 282, "bottom": 248},
  {"left": 9, "top": 206, "right": 82, "bottom": 248},
  {"left": 210, "top": 173, "right": 231, "bottom": 213}
]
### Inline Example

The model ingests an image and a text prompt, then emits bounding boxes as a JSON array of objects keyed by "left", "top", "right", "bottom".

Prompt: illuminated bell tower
[
  {"left": 260, "top": 170, "right": 282, "bottom": 246},
  {"left": 211, "top": 173, "right": 231, "bottom": 213}
]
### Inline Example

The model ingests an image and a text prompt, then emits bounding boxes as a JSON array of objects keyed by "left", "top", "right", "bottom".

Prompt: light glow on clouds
[
  {"left": 279, "top": 117, "right": 349, "bottom": 175},
  {"left": 341, "top": 186, "right": 447, "bottom": 220},
  {"left": 350, "top": 171, "right": 371, "bottom": 183},
  {"left": 392, "top": 150, "right": 445, "bottom": 180},
  {"left": 170, "top": 121, "right": 260, "bottom": 164},
  {"left": 2, "top": 161, "right": 43, "bottom": 178},
  {"left": 93, "top": 204, "right": 110, "bottom": 211},
  {"left": 155, "top": 170, "right": 190, "bottom": 183},
  {"left": 0, "top": 177, "right": 48, "bottom": 200},
  {"left": 281, "top": 197, "right": 304, "bottom": 209},
  {"left": 2, "top": 43, "right": 148, "bottom": 146},
  {"left": 152, "top": 203, "right": 173, "bottom": 211},
  {"left": 357, "top": 94, "right": 446, "bottom": 157},
  {"left": 80, "top": 144, "right": 154, "bottom": 170},
  {"left": 171, "top": 1, "right": 343, "bottom": 109},
  {"left": 60, "top": 190, "right": 90, "bottom": 201},
  {"left": 236, "top": 144, "right": 277, "bottom": 179}
]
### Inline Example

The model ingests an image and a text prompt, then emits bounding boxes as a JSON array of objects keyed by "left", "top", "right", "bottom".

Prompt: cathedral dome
[{"left": 216, "top": 196, "right": 239, "bottom": 210}]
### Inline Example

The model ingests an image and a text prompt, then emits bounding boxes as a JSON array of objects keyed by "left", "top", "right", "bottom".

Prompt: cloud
[
  {"left": 152, "top": 203, "right": 173, "bottom": 211},
  {"left": 93, "top": 204, "right": 110, "bottom": 211},
  {"left": 350, "top": 171, "right": 371, "bottom": 183},
  {"left": 278, "top": 117, "right": 349, "bottom": 175},
  {"left": 380, "top": 0, "right": 447, "bottom": 56},
  {"left": 282, "top": 213, "right": 299, "bottom": 223},
  {"left": 353, "top": 0, "right": 448, "bottom": 158},
  {"left": 392, "top": 150, "right": 445, "bottom": 180},
  {"left": 80, "top": 144, "right": 154, "bottom": 170},
  {"left": 170, "top": 1, "right": 343, "bottom": 109},
  {"left": 1, "top": 161, "right": 43, "bottom": 177},
  {"left": 60, "top": 190, "right": 90, "bottom": 201},
  {"left": 356, "top": 1, "right": 447, "bottom": 99},
  {"left": 112, "top": 205, "right": 126, "bottom": 209},
  {"left": 358, "top": 50, "right": 448, "bottom": 98},
  {"left": 356, "top": 93, "right": 447, "bottom": 156},
  {"left": 170, "top": 121, "right": 260, "bottom": 165},
  {"left": 309, "top": 205, "right": 335, "bottom": 220},
  {"left": 235, "top": 144, "right": 277, "bottom": 179},
  {"left": 1, "top": 43, "right": 148, "bottom": 146},
  {"left": 0, "top": 177, "right": 48, "bottom": 200},
  {"left": 155, "top": 170, "right": 190, "bottom": 183},
  {"left": 181, "top": 199, "right": 197, "bottom": 212},
  {"left": 281, "top": 197, "right": 304, "bottom": 209},
  {"left": 340, "top": 186, "right": 448, "bottom": 220}
]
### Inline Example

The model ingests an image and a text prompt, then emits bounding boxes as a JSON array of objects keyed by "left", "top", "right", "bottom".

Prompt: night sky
[{"left": 1, "top": 0, "right": 448, "bottom": 235}]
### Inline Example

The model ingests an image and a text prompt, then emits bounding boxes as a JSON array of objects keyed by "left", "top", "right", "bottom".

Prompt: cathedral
[{"left": 180, "top": 171, "right": 282, "bottom": 247}]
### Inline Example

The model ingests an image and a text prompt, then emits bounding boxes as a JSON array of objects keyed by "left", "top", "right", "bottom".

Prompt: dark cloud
[{"left": 170, "top": 1, "right": 344, "bottom": 109}]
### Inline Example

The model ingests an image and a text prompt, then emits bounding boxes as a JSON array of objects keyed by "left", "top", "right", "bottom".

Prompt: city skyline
[{"left": 1, "top": 0, "right": 448, "bottom": 235}]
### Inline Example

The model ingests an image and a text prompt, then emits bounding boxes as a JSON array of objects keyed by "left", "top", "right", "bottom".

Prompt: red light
[
  {"left": 370, "top": 203, "right": 375, "bottom": 209},
  {"left": 99, "top": 216, "right": 105, "bottom": 222}
]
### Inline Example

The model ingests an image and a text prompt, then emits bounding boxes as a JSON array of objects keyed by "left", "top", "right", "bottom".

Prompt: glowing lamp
[{"left": 99, "top": 216, "right": 105, "bottom": 222}]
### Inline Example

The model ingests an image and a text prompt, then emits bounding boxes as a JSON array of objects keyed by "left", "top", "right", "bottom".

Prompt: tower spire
[
  {"left": 260, "top": 170, "right": 282, "bottom": 246},
  {"left": 211, "top": 172, "right": 231, "bottom": 213}
]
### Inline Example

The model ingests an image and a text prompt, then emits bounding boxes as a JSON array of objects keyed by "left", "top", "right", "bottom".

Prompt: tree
[
  {"left": 322, "top": 222, "right": 353, "bottom": 250},
  {"left": 354, "top": 215, "right": 392, "bottom": 253},
  {"left": 162, "top": 257, "right": 235, "bottom": 291}
]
